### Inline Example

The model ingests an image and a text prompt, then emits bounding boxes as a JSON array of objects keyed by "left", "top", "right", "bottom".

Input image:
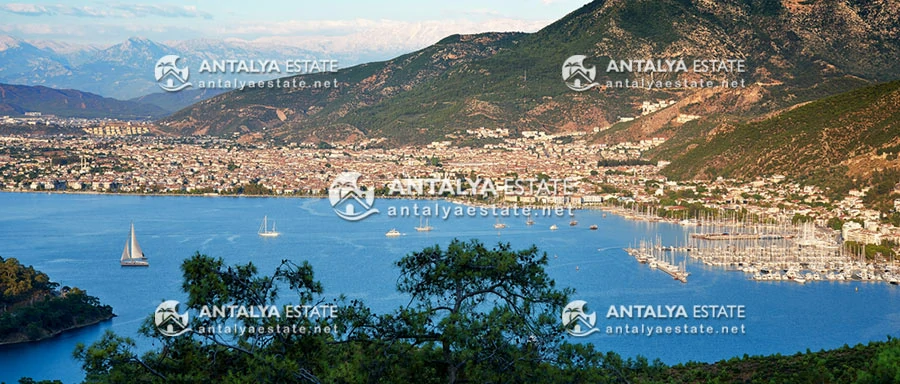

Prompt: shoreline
[
  {"left": 0, "top": 189, "right": 472, "bottom": 200},
  {"left": 0, "top": 189, "right": 595, "bottom": 208},
  {"left": 0, "top": 313, "right": 116, "bottom": 347},
  {"left": 0, "top": 189, "right": 317, "bottom": 199}
]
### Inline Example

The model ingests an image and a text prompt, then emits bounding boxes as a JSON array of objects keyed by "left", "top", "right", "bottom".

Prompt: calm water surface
[{"left": 0, "top": 193, "right": 897, "bottom": 383}]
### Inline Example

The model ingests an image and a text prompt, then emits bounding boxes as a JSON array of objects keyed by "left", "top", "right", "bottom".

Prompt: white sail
[
  {"left": 258, "top": 215, "right": 280, "bottom": 237},
  {"left": 130, "top": 222, "right": 145, "bottom": 260},
  {"left": 121, "top": 222, "right": 149, "bottom": 266}
]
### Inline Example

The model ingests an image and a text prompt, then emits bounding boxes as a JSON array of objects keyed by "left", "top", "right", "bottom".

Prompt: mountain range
[
  {"left": 159, "top": 0, "right": 900, "bottom": 150},
  {"left": 2, "top": 0, "right": 898, "bottom": 190},
  {"left": 0, "top": 35, "right": 389, "bottom": 102},
  {"left": 0, "top": 83, "right": 167, "bottom": 119}
]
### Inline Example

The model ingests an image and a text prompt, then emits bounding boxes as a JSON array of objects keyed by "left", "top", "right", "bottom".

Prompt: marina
[
  {"left": 625, "top": 238, "right": 689, "bottom": 283},
  {"left": 610, "top": 205, "right": 900, "bottom": 285}
]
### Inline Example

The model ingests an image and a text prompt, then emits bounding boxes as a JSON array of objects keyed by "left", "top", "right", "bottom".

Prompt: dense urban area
[{"left": 1, "top": 124, "right": 899, "bottom": 257}]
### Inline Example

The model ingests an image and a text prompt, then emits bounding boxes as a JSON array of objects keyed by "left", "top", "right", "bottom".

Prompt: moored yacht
[{"left": 258, "top": 216, "right": 280, "bottom": 237}]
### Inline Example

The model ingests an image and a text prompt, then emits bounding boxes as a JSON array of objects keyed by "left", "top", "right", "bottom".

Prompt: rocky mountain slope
[
  {"left": 650, "top": 80, "right": 900, "bottom": 199},
  {"left": 160, "top": 0, "right": 900, "bottom": 146}
]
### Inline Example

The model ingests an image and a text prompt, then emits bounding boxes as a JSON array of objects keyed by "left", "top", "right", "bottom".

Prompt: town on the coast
[{"left": 1, "top": 124, "right": 898, "bottom": 286}]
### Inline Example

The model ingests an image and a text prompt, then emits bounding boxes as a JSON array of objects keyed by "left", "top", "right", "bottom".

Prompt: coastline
[
  {"left": 0, "top": 189, "right": 315, "bottom": 199},
  {"left": 0, "top": 313, "right": 115, "bottom": 347},
  {"left": 0, "top": 189, "right": 596, "bottom": 207},
  {"left": 0, "top": 189, "right": 452, "bottom": 200}
]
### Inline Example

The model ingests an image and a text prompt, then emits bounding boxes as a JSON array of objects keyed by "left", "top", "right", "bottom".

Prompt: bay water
[{"left": 0, "top": 193, "right": 897, "bottom": 383}]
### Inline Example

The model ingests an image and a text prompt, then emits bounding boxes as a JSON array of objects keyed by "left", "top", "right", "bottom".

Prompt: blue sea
[{"left": 0, "top": 192, "right": 897, "bottom": 383}]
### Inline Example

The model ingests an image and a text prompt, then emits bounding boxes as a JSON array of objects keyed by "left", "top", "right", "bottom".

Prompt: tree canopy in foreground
[{"left": 70, "top": 239, "right": 899, "bottom": 383}]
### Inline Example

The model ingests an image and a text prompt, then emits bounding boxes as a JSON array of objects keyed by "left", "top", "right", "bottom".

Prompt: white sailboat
[
  {"left": 120, "top": 222, "right": 149, "bottom": 267},
  {"left": 415, "top": 217, "right": 433, "bottom": 232},
  {"left": 493, "top": 217, "right": 507, "bottom": 229},
  {"left": 258, "top": 216, "right": 280, "bottom": 237}
]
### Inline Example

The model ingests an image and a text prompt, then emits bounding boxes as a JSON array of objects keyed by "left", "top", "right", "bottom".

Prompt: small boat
[
  {"left": 525, "top": 215, "right": 535, "bottom": 226},
  {"left": 415, "top": 217, "right": 433, "bottom": 232},
  {"left": 258, "top": 216, "right": 280, "bottom": 237},
  {"left": 886, "top": 272, "right": 899, "bottom": 285},
  {"left": 385, "top": 229, "right": 401, "bottom": 237},
  {"left": 493, "top": 218, "right": 507, "bottom": 229},
  {"left": 569, "top": 220, "right": 578, "bottom": 226},
  {"left": 589, "top": 224, "right": 598, "bottom": 230},
  {"left": 549, "top": 224, "right": 558, "bottom": 231},
  {"left": 120, "top": 222, "right": 149, "bottom": 267}
]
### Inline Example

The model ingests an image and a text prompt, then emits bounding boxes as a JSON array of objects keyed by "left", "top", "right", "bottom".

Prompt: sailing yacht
[
  {"left": 525, "top": 213, "right": 535, "bottom": 226},
  {"left": 415, "top": 217, "right": 433, "bottom": 232},
  {"left": 258, "top": 216, "right": 280, "bottom": 237},
  {"left": 120, "top": 222, "right": 148, "bottom": 267},
  {"left": 493, "top": 217, "right": 507, "bottom": 229}
]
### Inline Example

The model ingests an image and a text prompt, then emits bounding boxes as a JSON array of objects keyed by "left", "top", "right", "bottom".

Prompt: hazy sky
[{"left": 0, "top": 0, "right": 584, "bottom": 48}]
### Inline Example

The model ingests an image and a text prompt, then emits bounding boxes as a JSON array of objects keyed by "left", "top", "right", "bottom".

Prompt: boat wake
[
  {"left": 47, "top": 258, "right": 80, "bottom": 263},
  {"left": 297, "top": 200, "right": 330, "bottom": 216}
]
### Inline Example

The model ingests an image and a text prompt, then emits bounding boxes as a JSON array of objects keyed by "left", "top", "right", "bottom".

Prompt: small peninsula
[{"left": 0, "top": 256, "right": 114, "bottom": 345}]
